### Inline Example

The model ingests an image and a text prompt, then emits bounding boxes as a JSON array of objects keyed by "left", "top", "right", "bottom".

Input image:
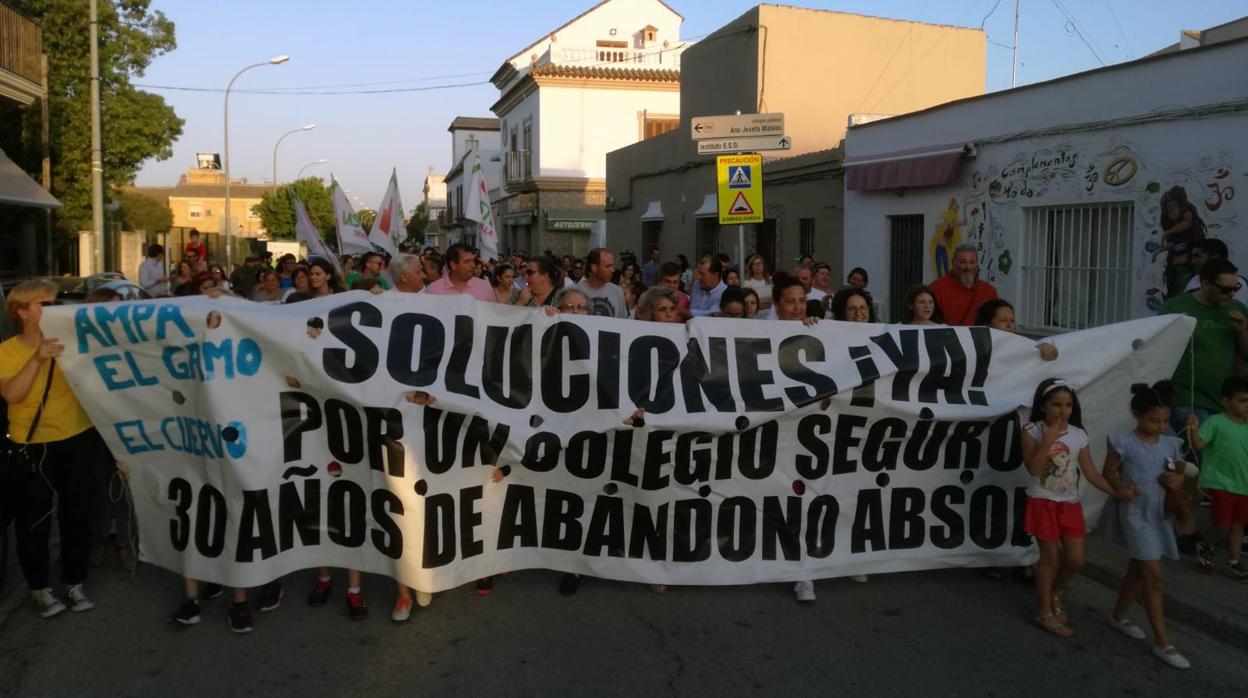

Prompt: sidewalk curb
[{"left": 1081, "top": 558, "right": 1248, "bottom": 649}]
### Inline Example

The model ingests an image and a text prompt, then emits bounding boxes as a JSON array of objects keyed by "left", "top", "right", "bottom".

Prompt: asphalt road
[{"left": 0, "top": 548, "right": 1245, "bottom": 697}]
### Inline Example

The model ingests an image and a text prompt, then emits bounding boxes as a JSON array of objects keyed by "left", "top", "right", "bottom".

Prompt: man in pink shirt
[{"left": 424, "top": 243, "right": 496, "bottom": 302}]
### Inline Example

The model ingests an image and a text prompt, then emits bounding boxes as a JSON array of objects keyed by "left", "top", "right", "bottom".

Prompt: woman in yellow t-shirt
[{"left": 1, "top": 280, "right": 95, "bottom": 618}]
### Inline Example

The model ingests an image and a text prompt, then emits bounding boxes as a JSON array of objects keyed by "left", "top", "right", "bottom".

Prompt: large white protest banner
[{"left": 43, "top": 297, "right": 1192, "bottom": 591}]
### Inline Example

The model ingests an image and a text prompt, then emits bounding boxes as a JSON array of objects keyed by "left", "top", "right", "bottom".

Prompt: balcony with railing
[
  {"left": 550, "top": 44, "right": 684, "bottom": 70},
  {"left": 505, "top": 150, "right": 532, "bottom": 184},
  {"left": 0, "top": 3, "right": 43, "bottom": 105}
]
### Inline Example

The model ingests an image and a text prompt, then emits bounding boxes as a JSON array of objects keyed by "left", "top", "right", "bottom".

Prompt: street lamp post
[
  {"left": 297, "top": 158, "right": 329, "bottom": 179},
  {"left": 272, "top": 123, "right": 316, "bottom": 192},
  {"left": 224, "top": 54, "right": 289, "bottom": 273}
]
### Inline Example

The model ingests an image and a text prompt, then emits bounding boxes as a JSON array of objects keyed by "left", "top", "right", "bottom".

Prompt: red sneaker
[
  {"left": 308, "top": 579, "right": 332, "bottom": 607},
  {"left": 347, "top": 591, "right": 368, "bottom": 620}
]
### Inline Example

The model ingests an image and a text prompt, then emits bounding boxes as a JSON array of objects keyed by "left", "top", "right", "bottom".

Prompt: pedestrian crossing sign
[{"left": 717, "top": 154, "right": 763, "bottom": 224}]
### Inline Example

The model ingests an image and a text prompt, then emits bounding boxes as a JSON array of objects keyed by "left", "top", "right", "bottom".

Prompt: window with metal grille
[
  {"left": 799, "top": 218, "right": 815, "bottom": 258},
  {"left": 695, "top": 218, "right": 719, "bottom": 258},
  {"left": 1019, "top": 203, "right": 1133, "bottom": 332},
  {"left": 642, "top": 220, "right": 662, "bottom": 256},
  {"left": 887, "top": 214, "right": 925, "bottom": 323}
]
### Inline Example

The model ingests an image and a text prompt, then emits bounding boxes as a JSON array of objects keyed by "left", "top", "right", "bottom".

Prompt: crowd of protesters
[{"left": 4, "top": 232, "right": 1247, "bottom": 671}]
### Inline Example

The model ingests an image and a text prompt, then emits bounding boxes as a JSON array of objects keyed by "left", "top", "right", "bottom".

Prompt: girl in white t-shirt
[{"left": 1021, "top": 378, "right": 1132, "bottom": 637}]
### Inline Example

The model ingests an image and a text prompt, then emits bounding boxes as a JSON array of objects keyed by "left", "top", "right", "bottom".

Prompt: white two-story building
[{"left": 490, "top": 0, "right": 686, "bottom": 256}]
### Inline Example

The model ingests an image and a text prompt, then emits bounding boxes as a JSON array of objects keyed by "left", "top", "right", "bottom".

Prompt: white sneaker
[
  {"left": 1108, "top": 615, "right": 1146, "bottom": 640},
  {"left": 65, "top": 583, "right": 95, "bottom": 612},
  {"left": 794, "top": 581, "right": 816, "bottom": 603},
  {"left": 33, "top": 588, "right": 66, "bottom": 618},
  {"left": 851, "top": 575, "right": 869, "bottom": 583},
  {"left": 1152, "top": 644, "right": 1191, "bottom": 670},
  {"left": 415, "top": 591, "right": 433, "bottom": 608}
]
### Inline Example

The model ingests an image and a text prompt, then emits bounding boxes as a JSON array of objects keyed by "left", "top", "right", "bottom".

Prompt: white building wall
[
  {"left": 538, "top": 85, "right": 680, "bottom": 178},
  {"left": 845, "top": 114, "right": 1247, "bottom": 327},
  {"left": 499, "top": 92, "right": 540, "bottom": 172},
  {"left": 451, "top": 129, "right": 502, "bottom": 166}
]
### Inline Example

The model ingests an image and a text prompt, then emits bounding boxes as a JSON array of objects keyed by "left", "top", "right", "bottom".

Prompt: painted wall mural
[{"left": 925, "top": 134, "right": 1241, "bottom": 315}]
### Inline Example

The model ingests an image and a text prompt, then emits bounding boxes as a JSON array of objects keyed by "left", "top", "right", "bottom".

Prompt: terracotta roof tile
[{"left": 530, "top": 64, "right": 680, "bottom": 82}]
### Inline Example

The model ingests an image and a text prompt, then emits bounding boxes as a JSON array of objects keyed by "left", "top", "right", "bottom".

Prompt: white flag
[
  {"left": 465, "top": 155, "right": 499, "bottom": 261},
  {"left": 368, "top": 169, "right": 404, "bottom": 257},
  {"left": 293, "top": 193, "right": 342, "bottom": 275},
  {"left": 332, "top": 178, "right": 374, "bottom": 255}
]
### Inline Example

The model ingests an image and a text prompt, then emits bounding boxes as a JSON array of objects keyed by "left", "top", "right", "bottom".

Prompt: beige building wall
[
  {"left": 607, "top": 4, "right": 985, "bottom": 275},
  {"left": 167, "top": 195, "right": 265, "bottom": 236}
]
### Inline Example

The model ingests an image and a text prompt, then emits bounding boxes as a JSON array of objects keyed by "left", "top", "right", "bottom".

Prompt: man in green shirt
[
  {"left": 1161, "top": 258, "right": 1248, "bottom": 553},
  {"left": 345, "top": 251, "right": 391, "bottom": 290}
]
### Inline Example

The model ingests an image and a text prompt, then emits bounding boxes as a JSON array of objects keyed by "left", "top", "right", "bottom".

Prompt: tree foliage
[
  {"left": 0, "top": 0, "right": 184, "bottom": 233},
  {"left": 252, "top": 177, "right": 334, "bottom": 241},
  {"left": 406, "top": 202, "right": 428, "bottom": 240},
  {"left": 118, "top": 190, "right": 172, "bottom": 231},
  {"left": 356, "top": 208, "right": 377, "bottom": 231}
]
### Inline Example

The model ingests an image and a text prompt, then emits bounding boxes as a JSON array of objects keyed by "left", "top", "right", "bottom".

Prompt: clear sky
[{"left": 133, "top": 0, "right": 1248, "bottom": 208}]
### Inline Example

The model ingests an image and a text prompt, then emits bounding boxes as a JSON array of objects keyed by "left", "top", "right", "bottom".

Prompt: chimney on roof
[{"left": 1179, "top": 29, "right": 1202, "bottom": 50}]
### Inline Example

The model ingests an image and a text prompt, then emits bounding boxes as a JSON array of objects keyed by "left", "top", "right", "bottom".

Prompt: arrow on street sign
[
  {"left": 690, "top": 113, "right": 785, "bottom": 140},
  {"left": 697, "top": 135, "right": 793, "bottom": 155}
]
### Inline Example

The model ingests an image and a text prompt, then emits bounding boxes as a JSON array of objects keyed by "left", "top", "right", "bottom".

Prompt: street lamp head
[
  {"left": 269, "top": 55, "right": 290, "bottom": 65},
  {"left": 302, "top": 123, "right": 316, "bottom": 131},
  {"left": 316, "top": 158, "right": 328, "bottom": 164}
]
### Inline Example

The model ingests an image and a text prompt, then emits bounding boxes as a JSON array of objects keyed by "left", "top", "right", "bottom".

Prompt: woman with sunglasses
[
  {"left": 0, "top": 281, "right": 97, "bottom": 618},
  {"left": 520, "top": 256, "right": 561, "bottom": 308}
]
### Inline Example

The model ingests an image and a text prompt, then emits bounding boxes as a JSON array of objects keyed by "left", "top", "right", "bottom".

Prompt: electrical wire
[
  {"left": 1104, "top": 0, "right": 1135, "bottom": 59},
  {"left": 1048, "top": 0, "right": 1106, "bottom": 65}
]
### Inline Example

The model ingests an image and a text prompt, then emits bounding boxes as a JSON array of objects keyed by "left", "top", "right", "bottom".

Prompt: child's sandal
[
  {"left": 1051, "top": 593, "right": 1068, "bottom": 624},
  {"left": 1035, "top": 613, "right": 1074, "bottom": 638}
]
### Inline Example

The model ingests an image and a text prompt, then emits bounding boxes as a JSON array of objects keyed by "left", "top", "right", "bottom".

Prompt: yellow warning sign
[{"left": 717, "top": 154, "right": 762, "bottom": 224}]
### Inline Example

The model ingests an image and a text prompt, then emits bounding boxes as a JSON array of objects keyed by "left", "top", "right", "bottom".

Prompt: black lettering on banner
[
  {"left": 795, "top": 415, "right": 831, "bottom": 479},
  {"left": 280, "top": 391, "right": 321, "bottom": 463},
  {"left": 673, "top": 432, "right": 713, "bottom": 485},
  {"left": 849, "top": 344, "right": 879, "bottom": 408},
  {"left": 458, "top": 486, "right": 484, "bottom": 559},
  {"left": 969, "top": 486, "right": 1009, "bottom": 549},
  {"left": 673, "top": 499, "right": 711, "bottom": 562},
  {"left": 904, "top": 417, "right": 948, "bottom": 471},
  {"left": 387, "top": 312, "right": 444, "bottom": 387},
  {"left": 641, "top": 431, "right": 674, "bottom": 490},
  {"left": 609, "top": 430, "right": 639, "bottom": 487},
  {"left": 862, "top": 418, "right": 906, "bottom": 472},
  {"left": 628, "top": 336, "right": 679, "bottom": 413},
  {"left": 870, "top": 330, "right": 920, "bottom": 402},
  {"left": 522, "top": 431, "right": 561, "bottom": 473},
  {"left": 446, "top": 315, "right": 481, "bottom": 399},
  {"left": 987, "top": 413, "right": 1023, "bottom": 471},
  {"left": 169, "top": 478, "right": 192, "bottom": 551},
  {"left": 832, "top": 414, "right": 867, "bottom": 475},
  {"left": 851, "top": 489, "right": 886, "bottom": 553},
  {"left": 325, "top": 399, "right": 364, "bottom": 464},
  {"left": 1011, "top": 487, "right": 1031, "bottom": 547},
  {"left": 567, "top": 431, "right": 609, "bottom": 479},
  {"left": 806, "top": 495, "right": 838, "bottom": 558},
  {"left": 930, "top": 485, "right": 966, "bottom": 549},
  {"left": 967, "top": 327, "right": 993, "bottom": 406},
  {"left": 236, "top": 489, "right": 278, "bottom": 562},
  {"left": 714, "top": 432, "right": 735, "bottom": 481},
  {"left": 540, "top": 322, "right": 590, "bottom": 413},
  {"left": 542, "top": 489, "right": 584, "bottom": 551},
  {"left": 324, "top": 302, "right": 381, "bottom": 383},
  {"left": 778, "top": 335, "right": 838, "bottom": 406},
  {"left": 918, "top": 328, "right": 968, "bottom": 404},
  {"left": 278, "top": 479, "right": 321, "bottom": 550},
  {"left": 735, "top": 338, "right": 783, "bottom": 412},
  {"left": 679, "top": 337, "right": 736, "bottom": 413},
  {"left": 462, "top": 416, "right": 510, "bottom": 468},
  {"left": 596, "top": 331, "right": 621, "bottom": 410},
  {"left": 370, "top": 489, "right": 404, "bottom": 559},
  {"left": 762, "top": 496, "right": 802, "bottom": 561},
  {"left": 629, "top": 503, "right": 668, "bottom": 560},
  {"left": 738, "top": 421, "right": 778, "bottom": 480},
  {"left": 482, "top": 324, "right": 533, "bottom": 409},
  {"left": 423, "top": 493, "right": 456, "bottom": 567},
  {"left": 944, "top": 421, "right": 988, "bottom": 470},
  {"left": 424, "top": 407, "right": 466, "bottom": 475},
  {"left": 195, "top": 483, "right": 227, "bottom": 558},
  {"left": 497, "top": 485, "right": 538, "bottom": 550},
  {"left": 583, "top": 495, "right": 626, "bottom": 557},
  {"left": 365, "top": 407, "right": 405, "bottom": 477},
  {"left": 888, "top": 488, "right": 926, "bottom": 550},
  {"left": 717, "top": 496, "right": 756, "bottom": 562},
  {"left": 327, "top": 480, "right": 366, "bottom": 547}
]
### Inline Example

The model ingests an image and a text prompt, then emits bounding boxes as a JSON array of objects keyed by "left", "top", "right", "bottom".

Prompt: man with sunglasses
[
  {"left": 1161, "top": 259, "right": 1248, "bottom": 554},
  {"left": 1183, "top": 238, "right": 1248, "bottom": 305}
]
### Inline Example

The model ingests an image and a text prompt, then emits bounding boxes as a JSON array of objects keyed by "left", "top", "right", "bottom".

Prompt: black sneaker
[
  {"left": 475, "top": 577, "right": 493, "bottom": 596},
  {"left": 228, "top": 601, "right": 254, "bottom": 634},
  {"left": 258, "top": 581, "right": 284, "bottom": 613},
  {"left": 201, "top": 583, "right": 225, "bottom": 600},
  {"left": 170, "top": 599, "right": 201, "bottom": 626},
  {"left": 559, "top": 573, "right": 582, "bottom": 596},
  {"left": 1197, "top": 541, "right": 1215, "bottom": 573}
]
